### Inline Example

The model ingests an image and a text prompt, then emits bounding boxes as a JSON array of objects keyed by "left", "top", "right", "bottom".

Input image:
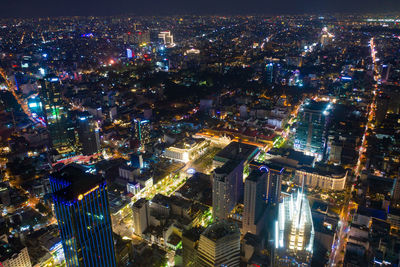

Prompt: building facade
[
  {"left": 212, "top": 160, "right": 243, "bottom": 221},
  {"left": 50, "top": 164, "right": 116, "bottom": 267},
  {"left": 132, "top": 198, "right": 150, "bottom": 236},
  {"left": 39, "top": 76, "right": 74, "bottom": 153},
  {"left": 77, "top": 112, "right": 100, "bottom": 156},
  {"left": 294, "top": 101, "right": 330, "bottom": 161},
  {"left": 275, "top": 191, "right": 314, "bottom": 266},
  {"left": 164, "top": 138, "right": 208, "bottom": 163},
  {"left": 242, "top": 170, "right": 266, "bottom": 235},
  {"left": 0, "top": 241, "right": 31, "bottom": 267},
  {"left": 133, "top": 118, "right": 151, "bottom": 151},
  {"left": 197, "top": 221, "right": 240, "bottom": 267},
  {"left": 295, "top": 165, "right": 347, "bottom": 191}
]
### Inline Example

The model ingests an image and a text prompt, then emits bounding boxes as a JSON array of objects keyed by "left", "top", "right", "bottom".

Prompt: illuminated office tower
[
  {"left": 126, "top": 48, "right": 133, "bottom": 59},
  {"left": 294, "top": 100, "right": 330, "bottom": 161},
  {"left": 133, "top": 118, "right": 150, "bottom": 150},
  {"left": 197, "top": 220, "right": 240, "bottom": 267},
  {"left": 77, "top": 112, "right": 100, "bottom": 156},
  {"left": 265, "top": 62, "right": 274, "bottom": 84},
  {"left": 50, "top": 164, "right": 116, "bottom": 267},
  {"left": 39, "top": 76, "right": 73, "bottom": 153},
  {"left": 242, "top": 170, "right": 266, "bottom": 235},
  {"left": 212, "top": 160, "right": 243, "bottom": 221},
  {"left": 274, "top": 190, "right": 314, "bottom": 266}
]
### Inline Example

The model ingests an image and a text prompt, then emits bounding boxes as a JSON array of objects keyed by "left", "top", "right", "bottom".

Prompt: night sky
[{"left": 1, "top": 0, "right": 400, "bottom": 18}]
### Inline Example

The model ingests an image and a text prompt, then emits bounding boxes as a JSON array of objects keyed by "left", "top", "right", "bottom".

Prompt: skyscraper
[
  {"left": 264, "top": 163, "right": 284, "bottom": 205},
  {"left": 275, "top": 190, "right": 314, "bottom": 266},
  {"left": 132, "top": 198, "right": 149, "bottom": 237},
  {"left": 50, "top": 164, "right": 116, "bottom": 267},
  {"left": 39, "top": 76, "right": 73, "bottom": 153},
  {"left": 294, "top": 100, "right": 330, "bottom": 161},
  {"left": 133, "top": 118, "right": 150, "bottom": 151},
  {"left": 266, "top": 62, "right": 274, "bottom": 84},
  {"left": 77, "top": 112, "right": 100, "bottom": 156},
  {"left": 197, "top": 220, "right": 240, "bottom": 267},
  {"left": 243, "top": 170, "right": 266, "bottom": 235},
  {"left": 212, "top": 160, "right": 243, "bottom": 221}
]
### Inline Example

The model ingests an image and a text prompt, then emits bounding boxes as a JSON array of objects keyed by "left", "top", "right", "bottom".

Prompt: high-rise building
[
  {"left": 132, "top": 198, "right": 149, "bottom": 236},
  {"left": 392, "top": 178, "right": 400, "bottom": 204},
  {"left": 0, "top": 238, "right": 31, "bottom": 267},
  {"left": 265, "top": 163, "right": 284, "bottom": 204},
  {"left": 132, "top": 118, "right": 151, "bottom": 151},
  {"left": 266, "top": 62, "right": 274, "bottom": 84},
  {"left": 126, "top": 48, "right": 133, "bottom": 59},
  {"left": 294, "top": 100, "right": 330, "bottom": 161},
  {"left": 50, "top": 164, "right": 116, "bottom": 267},
  {"left": 212, "top": 160, "right": 243, "bottom": 221},
  {"left": 274, "top": 190, "right": 314, "bottom": 266},
  {"left": 182, "top": 228, "right": 203, "bottom": 267},
  {"left": 39, "top": 76, "right": 74, "bottom": 153},
  {"left": 243, "top": 170, "right": 266, "bottom": 235},
  {"left": 77, "top": 112, "right": 100, "bottom": 156},
  {"left": 197, "top": 220, "right": 240, "bottom": 267}
]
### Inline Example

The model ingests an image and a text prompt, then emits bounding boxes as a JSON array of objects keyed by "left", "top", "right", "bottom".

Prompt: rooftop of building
[
  {"left": 201, "top": 220, "right": 239, "bottom": 241},
  {"left": 303, "top": 100, "right": 329, "bottom": 112},
  {"left": 246, "top": 169, "right": 265, "bottom": 182},
  {"left": 50, "top": 164, "right": 104, "bottom": 202},
  {"left": 297, "top": 162, "right": 347, "bottom": 178},
  {"left": 356, "top": 205, "right": 387, "bottom": 221},
  {"left": 0, "top": 238, "right": 25, "bottom": 262},
  {"left": 215, "top": 141, "right": 258, "bottom": 162},
  {"left": 182, "top": 227, "right": 203, "bottom": 242},
  {"left": 267, "top": 148, "right": 315, "bottom": 167},
  {"left": 133, "top": 198, "right": 148, "bottom": 209},
  {"left": 168, "top": 137, "right": 205, "bottom": 150},
  {"left": 214, "top": 159, "right": 242, "bottom": 177}
]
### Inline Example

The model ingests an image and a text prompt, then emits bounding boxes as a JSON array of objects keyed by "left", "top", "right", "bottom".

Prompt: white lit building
[
  {"left": 197, "top": 221, "right": 240, "bottom": 267},
  {"left": 295, "top": 164, "right": 347, "bottom": 191},
  {"left": 275, "top": 190, "right": 314, "bottom": 266},
  {"left": 132, "top": 198, "right": 150, "bottom": 237},
  {"left": 0, "top": 240, "right": 31, "bottom": 267},
  {"left": 164, "top": 138, "right": 208, "bottom": 163},
  {"left": 158, "top": 31, "right": 175, "bottom": 47}
]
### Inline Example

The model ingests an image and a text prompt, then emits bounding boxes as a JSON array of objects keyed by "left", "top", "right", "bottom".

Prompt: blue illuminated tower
[{"left": 50, "top": 164, "right": 116, "bottom": 267}]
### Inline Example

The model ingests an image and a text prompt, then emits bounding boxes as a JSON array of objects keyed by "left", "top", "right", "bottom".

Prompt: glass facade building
[
  {"left": 77, "top": 112, "right": 100, "bottom": 156},
  {"left": 294, "top": 100, "right": 330, "bottom": 161},
  {"left": 39, "top": 76, "right": 74, "bottom": 153},
  {"left": 50, "top": 164, "right": 116, "bottom": 267},
  {"left": 133, "top": 118, "right": 150, "bottom": 150}
]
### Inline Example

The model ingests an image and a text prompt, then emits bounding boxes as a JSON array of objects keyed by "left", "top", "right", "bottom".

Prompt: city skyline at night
[{"left": 0, "top": 7, "right": 400, "bottom": 267}]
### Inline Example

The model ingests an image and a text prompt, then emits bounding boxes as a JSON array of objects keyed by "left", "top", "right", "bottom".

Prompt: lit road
[
  {"left": 355, "top": 37, "right": 379, "bottom": 178},
  {"left": 330, "top": 37, "right": 380, "bottom": 266},
  {"left": 0, "top": 68, "right": 37, "bottom": 124}
]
